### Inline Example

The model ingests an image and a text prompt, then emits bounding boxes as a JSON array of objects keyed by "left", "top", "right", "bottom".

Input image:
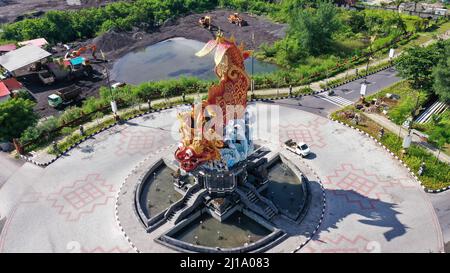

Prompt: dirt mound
[
  {"left": 0, "top": 0, "right": 122, "bottom": 23},
  {"left": 92, "top": 30, "right": 134, "bottom": 53}
]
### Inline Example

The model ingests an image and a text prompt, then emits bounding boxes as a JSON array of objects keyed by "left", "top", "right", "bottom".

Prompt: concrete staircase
[
  {"left": 237, "top": 186, "right": 278, "bottom": 221},
  {"left": 166, "top": 186, "right": 207, "bottom": 225}
]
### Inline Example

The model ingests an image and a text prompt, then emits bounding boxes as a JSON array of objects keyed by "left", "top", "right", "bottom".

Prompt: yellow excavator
[
  {"left": 228, "top": 13, "right": 246, "bottom": 27},
  {"left": 199, "top": 16, "right": 212, "bottom": 29}
]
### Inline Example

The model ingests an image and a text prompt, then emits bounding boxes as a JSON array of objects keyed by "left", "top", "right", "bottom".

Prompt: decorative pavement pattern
[
  {"left": 0, "top": 105, "right": 444, "bottom": 252},
  {"left": 324, "top": 163, "right": 415, "bottom": 210},
  {"left": 279, "top": 117, "right": 328, "bottom": 149},
  {"left": 46, "top": 174, "right": 115, "bottom": 222},
  {"left": 302, "top": 234, "right": 377, "bottom": 253}
]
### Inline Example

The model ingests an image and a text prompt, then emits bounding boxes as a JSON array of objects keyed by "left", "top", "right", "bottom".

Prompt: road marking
[{"left": 314, "top": 93, "right": 354, "bottom": 107}]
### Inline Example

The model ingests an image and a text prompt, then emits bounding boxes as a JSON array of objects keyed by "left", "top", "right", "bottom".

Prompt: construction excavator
[
  {"left": 228, "top": 13, "right": 246, "bottom": 27},
  {"left": 199, "top": 16, "right": 212, "bottom": 29},
  {"left": 65, "top": 44, "right": 97, "bottom": 60}
]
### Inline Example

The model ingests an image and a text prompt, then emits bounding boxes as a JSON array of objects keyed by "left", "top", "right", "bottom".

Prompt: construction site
[
  {"left": 0, "top": 8, "right": 285, "bottom": 117},
  {"left": 0, "top": 0, "right": 123, "bottom": 24}
]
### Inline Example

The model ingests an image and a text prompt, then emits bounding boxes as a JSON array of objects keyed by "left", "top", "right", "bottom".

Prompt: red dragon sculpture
[{"left": 174, "top": 34, "right": 252, "bottom": 172}]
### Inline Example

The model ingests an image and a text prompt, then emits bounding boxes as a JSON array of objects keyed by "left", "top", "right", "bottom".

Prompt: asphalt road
[
  {"left": 275, "top": 68, "right": 401, "bottom": 117},
  {"left": 273, "top": 67, "right": 450, "bottom": 252},
  {"left": 0, "top": 67, "right": 447, "bottom": 253},
  {"left": 427, "top": 192, "right": 450, "bottom": 252}
]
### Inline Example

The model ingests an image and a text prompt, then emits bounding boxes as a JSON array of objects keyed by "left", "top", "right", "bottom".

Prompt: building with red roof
[
  {"left": 0, "top": 44, "right": 17, "bottom": 55},
  {"left": 0, "top": 78, "right": 24, "bottom": 102},
  {"left": 0, "top": 82, "right": 11, "bottom": 102}
]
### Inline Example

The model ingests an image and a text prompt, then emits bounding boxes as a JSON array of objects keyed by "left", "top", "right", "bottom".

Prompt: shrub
[
  {"left": 58, "top": 106, "right": 84, "bottom": 126},
  {"left": 0, "top": 98, "right": 37, "bottom": 141}
]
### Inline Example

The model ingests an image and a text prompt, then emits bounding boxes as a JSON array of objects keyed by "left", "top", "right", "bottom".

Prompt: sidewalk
[
  {"left": 24, "top": 29, "right": 450, "bottom": 164},
  {"left": 365, "top": 112, "right": 450, "bottom": 164}
]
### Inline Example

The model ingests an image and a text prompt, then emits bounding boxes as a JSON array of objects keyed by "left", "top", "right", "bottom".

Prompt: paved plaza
[{"left": 0, "top": 104, "right": 444, "bottom": 252}]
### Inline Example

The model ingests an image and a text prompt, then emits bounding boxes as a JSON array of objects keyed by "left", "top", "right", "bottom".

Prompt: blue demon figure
[{"left": 220, "top": 111, "right": 254, "bottom": 169}]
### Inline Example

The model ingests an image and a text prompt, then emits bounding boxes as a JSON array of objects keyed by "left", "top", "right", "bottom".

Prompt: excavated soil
[
  {"left": 3, "top": 7, "right": 286, "bottom": 117},
  {"left": 92, "top": 9, "right": 287, "bottom": 60},
  {"left": 0, "top": 0, "right": 122, "bottom": 23}
]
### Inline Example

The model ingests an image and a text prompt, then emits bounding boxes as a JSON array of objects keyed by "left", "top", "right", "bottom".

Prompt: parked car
[{"left": 284, "top": 139, "right": 311, "bottom": 158}]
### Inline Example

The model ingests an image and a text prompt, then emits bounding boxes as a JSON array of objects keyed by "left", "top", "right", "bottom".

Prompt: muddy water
[
  {"left": 142, "top": 164, "right": 182, "bottom": 218},
  {"left": 264, "top": 160, "right": 306, "bottom": 219},
  {"left": 172, "top": 212, "right": 271, "bottom": 248},
  {"left": 111, "top": 37, "right": 277, "bottom": 84}
]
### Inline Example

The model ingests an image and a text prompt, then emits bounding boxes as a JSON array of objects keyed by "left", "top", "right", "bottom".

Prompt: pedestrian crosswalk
[{"left": 314, "top": 93, "right": 354, "bottom": 107}]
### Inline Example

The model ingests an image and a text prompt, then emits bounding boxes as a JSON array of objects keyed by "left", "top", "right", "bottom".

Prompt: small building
[
  {"left": 0, "top": 78, "right": 25, "bottom": 102},
  {"left": 18, "top": 38, "right": 49, "bottom": 48},
  {"left": 0, "top": 82, "right": 11, "bottom": 102},
  {"left": 47, "top": 62, "right": 70, "bottom": 80},
  {"left": 0, "top": 44, "right": 17, "bottom": 56},
  {"left": 0, "top": 44, "right": 52, "bottom": 75}
]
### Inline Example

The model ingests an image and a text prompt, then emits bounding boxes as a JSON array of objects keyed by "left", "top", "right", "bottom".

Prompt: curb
[
  {"left": 22, "top": 66, "right": 393, "bottom": 167},
  {"left": 330, "top": 118, "right": 450, "bottom": 194},
  {"left": 114, "top": 144, "right": 177, "bottom": 253},
  {"left": 248, "top": 65, "right": 393, "bottom": 104},
  {"left": 292, "top": 160, "right": 327, "bottom": 253},
  {"left": 19, "top": 104, "right": 185, "bottom": 167}
]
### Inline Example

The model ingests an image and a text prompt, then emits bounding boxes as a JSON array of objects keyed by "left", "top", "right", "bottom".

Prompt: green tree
[
  {"left": 0, "top": 98, "right": 38, "bottom": 141},
  {"left": 287, "top": 0, "right": 342, "bottom": 56},
  {"left": 432, "top": 50, "right": 450, "bottom": 104},
  {"left": 396, "top": 42, "right": 445, "bottom": 90},
  {"left": 428, "top": 117, "right": 450, "bottom": 162}
]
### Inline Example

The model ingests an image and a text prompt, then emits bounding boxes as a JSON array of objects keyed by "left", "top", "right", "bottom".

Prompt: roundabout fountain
[{"left": 116, "top": 34, "right": 320, "bottom": 253}]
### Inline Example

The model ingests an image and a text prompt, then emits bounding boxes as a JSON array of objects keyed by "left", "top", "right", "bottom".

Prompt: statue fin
[{"left": 196, "top": 39, "right": 218, "bottom": 57}]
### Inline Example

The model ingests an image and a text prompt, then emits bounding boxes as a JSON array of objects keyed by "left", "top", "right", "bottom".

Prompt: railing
[{"left": 164, "top": 183, "right": 201, "bottom": 221}]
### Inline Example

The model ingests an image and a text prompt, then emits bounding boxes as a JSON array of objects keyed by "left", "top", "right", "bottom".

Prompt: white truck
[{"left": 284, "top": 139, "right": 311, "bottom": 158}]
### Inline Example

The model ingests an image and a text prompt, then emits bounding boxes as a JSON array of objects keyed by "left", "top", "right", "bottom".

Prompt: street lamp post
[
  {"left": 101, "top": 51, "right": 120, "bottom": 121},
  {"left": 389, "top": 48, "right": 395, "bottom": 67},
  {"left": 360, "top": 82, "right": 367, "bottom": 103},
  {"left": 364, "top": 54, "right": 371, "bottom": 84},
  {"left": 251, "top": 32, "right": 255, "bottom": 99},
  {"left": 364, "top": 35, "right": 376, "bottom": 84}
]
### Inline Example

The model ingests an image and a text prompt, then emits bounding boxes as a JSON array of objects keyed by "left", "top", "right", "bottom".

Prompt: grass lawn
[
  {"left": 400, "top": 21, "right": 450, "bottom": 49},
  {"left": 366, "top": 81, "right": 428, "bottom": 125}
]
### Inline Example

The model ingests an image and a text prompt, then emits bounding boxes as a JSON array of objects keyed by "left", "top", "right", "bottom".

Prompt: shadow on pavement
[
  {"left": 304, "top": 152, "right": 317, "bottom": 160},
  {"left": 320, "top": 188, "right": 407, "bottom": 242}
]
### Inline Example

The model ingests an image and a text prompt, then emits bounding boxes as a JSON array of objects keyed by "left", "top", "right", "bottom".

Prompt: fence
[
  {"left": 356, "top": 4, "right": 449, "bottom": 20},
  {"left": 15, "top": 28, "right": 426, "bottom": 153}
]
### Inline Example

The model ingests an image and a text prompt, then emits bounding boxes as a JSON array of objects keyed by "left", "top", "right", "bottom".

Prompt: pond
[
  {"left": 140, "top": 164, "right": 183, "bottom": 218},
  {"left": 111, "top": 37, "right": 278, "bottom": 84},
  {"left": 263, "top": 159, "right": 306, "bottom": 220},
  {"left": 171, "top": 211, "right": 271, "bottom": 248}
]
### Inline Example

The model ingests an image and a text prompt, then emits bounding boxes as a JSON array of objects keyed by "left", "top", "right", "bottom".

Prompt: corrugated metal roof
[
  {"left": 70, "top": 57, "right": 84, "bottom": 66},
  {"left": 0, "top": 44, "right": 17, "bottom": 52},
  {"left": 0, "top": 45, "right": 51, "bottom": 72},
  {"left": 2, "top": 78, "right": 23, "bottom": 90},
  {"left": 0, "top": 82, "right": 11, "bottom": 97},
  {"left": 18, "top": 38, "right": 49, "bottom": 48}
]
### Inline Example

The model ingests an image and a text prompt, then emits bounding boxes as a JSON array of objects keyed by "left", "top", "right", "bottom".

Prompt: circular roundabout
[
  {"left": 116, "top": 139, "right": 326, "bottom": 253},
  {"left": 0, "top": 104, "right": 443, "bottom": 253},
  {"left": 113, "top": 103, "right": 443, "bottom": 253},
  {"left": 0, "top": 33, "right": 444, "bottom": 253}
]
